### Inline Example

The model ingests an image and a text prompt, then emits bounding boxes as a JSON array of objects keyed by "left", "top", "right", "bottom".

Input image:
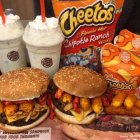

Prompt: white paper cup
[
  {"left": 26, "top": 43, "right": 62, "bottom": 77},
  {"left": 0, "top": 37, "right": 27, "bottom": 73},
  {"left": 23, "top": 16, "right": 64, "bottom": 77},
  {"left": 0, "top": 15, "right": 27, "bottom": 73}
]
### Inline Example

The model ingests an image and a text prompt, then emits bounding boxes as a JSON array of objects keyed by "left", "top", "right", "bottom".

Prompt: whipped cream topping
[
  {"left": 0, "top": 14, "right": 20, "bottom": 25},
  {"left": 0, "top": 14, "right": 24, "bottom": 41},
  {"left": 29, "top": 16, "right": 59, "bottom": 30},
  {"left": 23, "top": 16, "right": 64, "bottom": 47}
]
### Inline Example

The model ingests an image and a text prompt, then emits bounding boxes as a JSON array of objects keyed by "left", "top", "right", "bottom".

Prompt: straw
[
  {"left": 0, "top": 0, "right": 6, "bottom": 24},
  {"left": 40, "top": 0, "right": 46, "bottom": 22}
]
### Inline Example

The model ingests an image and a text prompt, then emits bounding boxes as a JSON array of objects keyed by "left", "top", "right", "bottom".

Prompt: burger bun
[
  {"left": 55, "top": 107, "right": 95, "bottom": 124},
  {"left": 0, "top": 68, "right": 50, "bottom": 101},
  {"left": 53, "top": 66, "right": 107, "bottom": 98}
]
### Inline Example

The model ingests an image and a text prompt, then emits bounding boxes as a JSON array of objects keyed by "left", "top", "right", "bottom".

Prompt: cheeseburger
[
  {"left": 0, "top": 68, "right": 50, "bottom": 133},
  {"left": 53, "top": 66, "right": 107, "bottom": 124}
]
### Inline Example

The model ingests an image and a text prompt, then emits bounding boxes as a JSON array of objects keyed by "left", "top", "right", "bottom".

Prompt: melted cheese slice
[
  {"left": 6, "top": 114, "right": 26, "bottom": 123},
  {"left": 70, "top": 108, "right": 93, "bottom": 122}
]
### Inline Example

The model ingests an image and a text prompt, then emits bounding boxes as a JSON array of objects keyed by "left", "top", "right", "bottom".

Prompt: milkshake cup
[
  {"left": 23, "top": 16, "right": 64, "bottom": 77},
  {"left": 0, "top": 14, "right": 27, "bottom": 73}
]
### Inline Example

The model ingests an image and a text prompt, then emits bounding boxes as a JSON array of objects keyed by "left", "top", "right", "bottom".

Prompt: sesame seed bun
[
  {"left": 0, "top": 108, "right": 49, "bottom": 133},
  {"left": 0, "top": 68, "right": 50, "bottom": 101},
  {"left": 53, "top": 66, "right": 107, "bottom": 98},
  {"left": 55, "top": 107, "right": 95, "bottom": 124}
]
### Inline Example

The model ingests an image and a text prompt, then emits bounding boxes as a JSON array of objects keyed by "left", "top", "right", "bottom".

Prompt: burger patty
[{"left": 0, "top": 110, "right": 47, "bottom": 127}]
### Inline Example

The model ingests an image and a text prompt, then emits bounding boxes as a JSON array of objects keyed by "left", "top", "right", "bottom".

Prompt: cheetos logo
[{"left": 59, "top": 1, "right": 115, "bottom": 38}]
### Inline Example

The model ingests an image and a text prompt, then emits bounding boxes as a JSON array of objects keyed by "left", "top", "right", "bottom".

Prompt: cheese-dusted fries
[
  {"left": 4, "top": 104, "right": 18, "bottom": 116},
  {"left": 80, "top": 98, "right": 90, "bottom": 111},
  {"left": 62, "top": 93, "right": 72, "bottom": 103},
  {"left": 135, "top": 99, "right": 140, "bottom": 109},
  {"left": 102, "top": 56, "right": 121, "bottom": 67},
  {"left": 129, "top": 107, "right": 140, "bottom": 117},
  {"left": 111, "top": 92, "right": 127, "bottom": 107},
  {"left": 19, "top": 102, "right": 34, "bottom": 113},
  {"left": 105, "top": 105, "right": 140, "bottom": 117},
  {"left": 117, "top": 69, "right": 131, "bottom": 82},
  {"left": 105, "top": 106, "right": 128, "bottom": 115},
  {"left": 124, "top": 94, "right": 137, "bottom": 110},
  {"left": 92, "top": 97, "right": 103, "bottom": 114}
]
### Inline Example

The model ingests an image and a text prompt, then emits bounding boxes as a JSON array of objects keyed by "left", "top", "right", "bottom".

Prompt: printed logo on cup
[
  {"left": 41, "top": 58, "right": 53, "bottom": 68},
  {"left": 7, "top": 51, "right": 19, "bottom": 61}
]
